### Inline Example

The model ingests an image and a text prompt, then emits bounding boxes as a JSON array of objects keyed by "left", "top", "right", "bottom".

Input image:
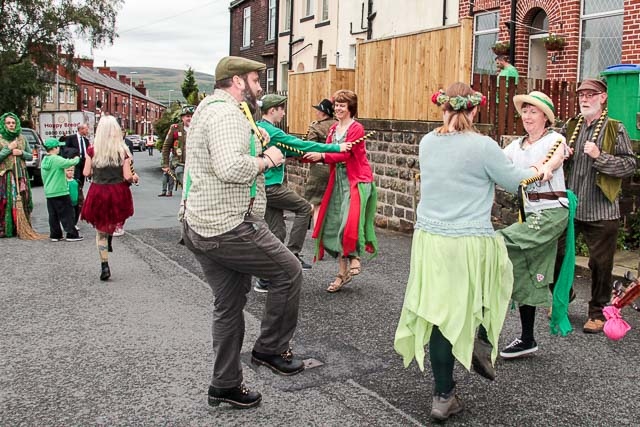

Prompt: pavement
[
  {"left": 580, "top": 249, "right": 639, "bottom": 281},
  {"left": 2, "top": 154, "right": 639, "bottom": 426}
]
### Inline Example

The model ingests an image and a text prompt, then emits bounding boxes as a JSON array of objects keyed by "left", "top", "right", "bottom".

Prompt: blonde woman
[
  {"left": 81, "top": 116, "right": 138, "bottom": 280},
  {"left": 393, "top": 82, "right": 552, "bottom": 421}
]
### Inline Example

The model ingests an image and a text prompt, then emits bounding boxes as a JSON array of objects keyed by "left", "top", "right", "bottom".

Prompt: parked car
[
  {"left": 127, "top": 134, "right": 145, "bottom": 151},
  {"left": 124, "top": 136, "right": 144, "bottom": 152},
  {"left": 21, "top": 128, "right": 46, "bottom": 186}
]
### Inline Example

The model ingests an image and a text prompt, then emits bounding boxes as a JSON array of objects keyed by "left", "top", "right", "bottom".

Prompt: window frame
[
  {"left": 242, "top": 6, "right": 252, "bottom": 48},
  {"left": 472, "top": 11, "right": 500, "bottom": 75},
  {"left": 578, "top": 0, "right": 624, "bottom": 80},
  {"left": 268, "top": 0, "right": 277, "bottom": 41}
]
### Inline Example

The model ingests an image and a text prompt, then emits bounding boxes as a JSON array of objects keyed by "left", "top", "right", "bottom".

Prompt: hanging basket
[
  {"left": 491, "top": 42, "right": 510, "bottom": 56},
  {"left": 543, "top": 35, "right": 567, "bottom": 52}
]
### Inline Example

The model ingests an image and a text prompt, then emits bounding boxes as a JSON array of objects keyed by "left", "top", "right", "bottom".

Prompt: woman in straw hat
[
  {"left": 0, "top": 112, "right": 34, "bottom": 238},
  {"left": 394, "top": 82, "right": 552, "bottom": 421},
  {"left": 494, "top": 91, "right": 577, "bottom": 360}
]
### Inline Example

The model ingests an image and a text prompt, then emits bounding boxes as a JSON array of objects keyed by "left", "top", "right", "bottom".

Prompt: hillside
[{"left": 111, "top": 67, "right": 215, "bottom": 105}]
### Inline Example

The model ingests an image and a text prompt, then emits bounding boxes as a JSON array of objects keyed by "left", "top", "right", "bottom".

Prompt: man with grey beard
[
  {"left": 180, "top": 56, "right": 305, "bottom": 410},
  {"left": 555, "top": 78, "right": 636, "bottom": 334}
]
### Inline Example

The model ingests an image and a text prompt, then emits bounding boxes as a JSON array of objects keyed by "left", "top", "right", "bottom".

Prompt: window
[
  {"left": 59, "top": 86, "right": 66, "bottom": 104},
  {"left": 473, "top": 11, "right": 499, "bottom": 75},
  {"left": 46, "top": 86, "right": 53, "bottom": 103},
  {"left": 266, "top": 68, "right": 275, "bottom": 93},
  {"left": 281, "top": 63, "right": 289, "bottom": 90},
  {"left": 268, "top": 0, "right": 276, "bottom": 40},
  {"left": 243, "top": 7, "right": 251, "bottom": 48},
  {"left": 321, "top": 0, "right": 329, "bottom": 21},
  {"left": 68, "top": 88, "right": 76, "bottom": 104},
  {"left": 305, "top": 0, "right": 313, "bottom": 17},
  {"left": 315, "top": 55, "right": 327, "bottom": 69},
  {"left": 580, "top": 0, "right": 623, "bottom": 79},
  {"left": 283, "top": 0, "right": 291, "bottom": 31},
  {"left": 83, "top": 87, "right": 88, "bottom": 106}
]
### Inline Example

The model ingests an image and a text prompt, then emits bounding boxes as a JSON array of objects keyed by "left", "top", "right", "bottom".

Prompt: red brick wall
[
  {"left": 460, "top": 0, "right": 640, "bottom": 82},
  {"left": 229, "top": 0, "right": 277, "bottom": 91},
  {"left": 622, "top": 0, "right": 640, "bottom": 63}
]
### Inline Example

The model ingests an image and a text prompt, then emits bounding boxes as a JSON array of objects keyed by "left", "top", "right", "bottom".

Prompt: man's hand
[
  {"left": 338, "top": 142, "right": 352, "bottom": 152},
  {"left": 303, "top": 152, "right": 322, "bottom": 162},
  {"left": 162, "top": 167, "right": 169, "bottom": 173},
  {"left": 263, "top": 145, "right": 284, "bottom": 167},
  {"left": 584, "top": 141, "right": 601, "bottom": 159}
]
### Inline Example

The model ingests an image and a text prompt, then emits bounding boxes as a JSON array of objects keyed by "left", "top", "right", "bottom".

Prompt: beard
[{"left": 241, "top": 75, "right": 260, "bottom": 113}]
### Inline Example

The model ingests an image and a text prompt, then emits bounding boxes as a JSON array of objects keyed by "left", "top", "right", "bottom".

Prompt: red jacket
[{"left": 312, "top": 120, "right": 374, "bottom": 256}]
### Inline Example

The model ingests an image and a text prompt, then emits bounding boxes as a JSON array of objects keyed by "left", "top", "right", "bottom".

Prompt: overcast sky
[{"left": 76, "top": 0, "right": 229, "bottom": 75}]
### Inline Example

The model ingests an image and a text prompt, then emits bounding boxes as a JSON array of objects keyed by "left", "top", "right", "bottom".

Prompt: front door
[{"left": 529, "top": 35, "right": 548, "bottom": 87}]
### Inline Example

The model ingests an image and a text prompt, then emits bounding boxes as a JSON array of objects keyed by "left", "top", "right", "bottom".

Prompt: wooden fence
[
  {"left": 286, "top": 65, "right": 355, "bottom": 134},
  {"left": 472, "top": 73, "right": 579, "bottom": 140},
  {"left": 355, "top": 18, "right": 473, "bottom": 121}
]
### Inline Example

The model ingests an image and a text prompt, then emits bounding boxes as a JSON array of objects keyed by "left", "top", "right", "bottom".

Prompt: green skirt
[
  {"left": 304, "top": 163, "right": 330, "bottom": 205},
  {"left": 321, "top": 165, "right": 376, "bottom": 258},
  {"left": 394, "top": 230, "right": 513, "bottom": 371},
  {"left": 497, "top": 207, "right": 568, "bottom": 307}
]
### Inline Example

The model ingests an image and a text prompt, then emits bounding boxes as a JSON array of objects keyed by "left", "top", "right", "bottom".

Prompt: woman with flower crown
[{"left": 393, "top": 82, "right": 553, "bottom": 421}]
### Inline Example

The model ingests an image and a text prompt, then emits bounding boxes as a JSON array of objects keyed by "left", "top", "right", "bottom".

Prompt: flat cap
[
  {"left": 577, "top": 78, "right": 607, "bottom": 93},
  {"left": 260, "top": 94, "right": 287, "bottom": 111},
  {"left": 215, "top": 56, "right": 266, "bottom": 81}
]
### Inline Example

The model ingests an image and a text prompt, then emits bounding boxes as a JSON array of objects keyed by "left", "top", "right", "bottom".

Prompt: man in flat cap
[
  {"left": 555, "top": 78, "right": 636, "bottom": 333},
  {"left": 253, "top": 94, "right": 350, "bottom": 292},
  {"left": 180, "top": 56, "right": 303, "bottom": 409},
  {"left": 159, "top": 105, "right": 194, "bottom": 196}
]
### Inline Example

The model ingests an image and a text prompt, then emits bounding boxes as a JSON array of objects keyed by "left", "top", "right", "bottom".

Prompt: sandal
[
  {"left": 326, "top": 273, "right": 352, "bottom": 293},
  {"left": 349, "top": 257, "right": 361, "bottom": 276}
]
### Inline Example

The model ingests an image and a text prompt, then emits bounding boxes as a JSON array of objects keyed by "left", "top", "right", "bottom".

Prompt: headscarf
[{"left": 0, "top": 112, "right": 22, "bottom": 141}]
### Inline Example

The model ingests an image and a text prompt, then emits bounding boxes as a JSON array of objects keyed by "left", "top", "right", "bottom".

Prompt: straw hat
[{"left": 513, "top": 91, "right": 555, "bottom": 124}]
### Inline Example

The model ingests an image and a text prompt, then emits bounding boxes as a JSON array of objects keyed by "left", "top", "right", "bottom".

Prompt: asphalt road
[{"left": 2, "top": 152, "right": 639, "bottom": 426}]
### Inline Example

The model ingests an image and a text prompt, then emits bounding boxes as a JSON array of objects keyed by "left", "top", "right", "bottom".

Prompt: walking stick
[{"left": 12, "top": 157, "right": 44, "bottom": 240}]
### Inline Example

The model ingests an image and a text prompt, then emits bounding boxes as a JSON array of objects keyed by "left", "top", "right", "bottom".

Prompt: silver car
[{"left": 21, "top": 128, "right": 46, "bottom": 186}]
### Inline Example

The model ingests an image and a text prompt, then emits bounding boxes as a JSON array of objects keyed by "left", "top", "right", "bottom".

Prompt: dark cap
[
  {"left": 181, "top": 105, "right": 195, "bottom": 116},
  {"left": 215, "top": 56, "right": 266, "bottom": 81},
  {"left": 577, "top": 78, "right": 607, "bottom": 93},
  {"left": 312, "top": 99, "right": 334, "bottom": 117},
  {"left": 260, "top": 94, "right": 287, "bottom": 111}
]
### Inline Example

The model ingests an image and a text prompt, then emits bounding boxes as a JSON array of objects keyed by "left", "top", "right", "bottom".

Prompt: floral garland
[{"left": 431, "top": 89, "right": 487, "bottom": 111}]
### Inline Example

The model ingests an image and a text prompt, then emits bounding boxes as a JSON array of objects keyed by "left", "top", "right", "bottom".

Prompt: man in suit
[{"left": 62, "top": 123, "right": 91, "bottom": 188}]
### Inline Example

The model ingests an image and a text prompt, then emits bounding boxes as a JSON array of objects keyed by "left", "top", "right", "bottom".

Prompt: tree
[
  {"left": 181, "top": 67, "right": 199, "bottom": 101},
  {"left": 154, "top": 103, "right": 182, "bottom": 147},
  {"left": 0, "top": 0, "right": 124, "bottom": 117}
]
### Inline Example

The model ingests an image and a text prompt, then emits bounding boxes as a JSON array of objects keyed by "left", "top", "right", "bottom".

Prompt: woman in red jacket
[{"left": 304, "top": 90, "right": 378, "bottom": 292}]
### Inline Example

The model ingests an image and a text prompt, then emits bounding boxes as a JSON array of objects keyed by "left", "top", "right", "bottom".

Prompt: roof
[
  {"left": 77, "top": 66, "right": 164, "bottom": 106},
  {"left": 230, "top": 0, "right": 250, "bottom": 10}
]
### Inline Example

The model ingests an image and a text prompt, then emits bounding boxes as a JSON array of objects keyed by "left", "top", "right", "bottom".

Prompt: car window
[{"left": 21, "top": 130, "right": 39, "bottom": 146}]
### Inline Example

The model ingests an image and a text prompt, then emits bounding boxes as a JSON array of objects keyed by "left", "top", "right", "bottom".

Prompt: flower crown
[{"left": 431, "top": 89, "right": 487, "bottom": 111}]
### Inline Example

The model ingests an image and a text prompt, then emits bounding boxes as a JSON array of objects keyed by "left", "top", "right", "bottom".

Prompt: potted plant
[
  {"left": 543, "top": 34, "right": 567, "bottom": 51},
  {"left": 491, "top": 41, "right": 510, "bottom": 56}
]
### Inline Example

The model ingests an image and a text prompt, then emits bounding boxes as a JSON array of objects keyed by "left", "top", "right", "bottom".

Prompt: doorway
[{"left": 529, "top": 35, "right": 548, "bottom": 81}]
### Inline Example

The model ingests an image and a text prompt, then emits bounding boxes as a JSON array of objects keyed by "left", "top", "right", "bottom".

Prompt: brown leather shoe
[{"left": 583, "top": 318, "right": 605, "bottom": 334}]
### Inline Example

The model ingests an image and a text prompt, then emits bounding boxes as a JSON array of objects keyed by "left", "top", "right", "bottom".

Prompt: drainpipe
[
  {"left": 509, "top": 0, "right": 516, "bottom": 65},
  {"left": 288, "top": 0, "right": 295, "bottom": 70},
  {"left": 367, "top": 0, "right": 375, "bottom": 40},
  {"left": 442, "top": 0, "right": 447, "bottom": 26}
]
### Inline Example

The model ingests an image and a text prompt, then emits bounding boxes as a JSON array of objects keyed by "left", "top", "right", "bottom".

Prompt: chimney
[
  {"left": 109, "top": 71, "right": 117, "bottom": 78},
  {"left": 74, "top": 57, "right": 94, "bottom": 69},
  {"left": 135, "top": 81, "right": 147, "bottom": 96}
]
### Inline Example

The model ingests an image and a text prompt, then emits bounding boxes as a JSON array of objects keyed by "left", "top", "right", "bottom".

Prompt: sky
[{"left": 76, "top": 0, "right": 230, "bottom": 75}]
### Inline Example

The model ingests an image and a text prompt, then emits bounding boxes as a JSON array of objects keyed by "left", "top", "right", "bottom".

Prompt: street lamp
[
  {"left": 129, "top": 71, "right": 138, "bottom": 133},
  {"left": 168, "top": 89, "right": 175, "bottom": 107}
]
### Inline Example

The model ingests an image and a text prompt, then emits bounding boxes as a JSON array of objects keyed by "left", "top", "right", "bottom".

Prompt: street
[{"left": 2, "top": 152, "right": 640, "bottom": 426}]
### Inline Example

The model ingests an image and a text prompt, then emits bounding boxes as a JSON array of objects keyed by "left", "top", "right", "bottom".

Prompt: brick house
[
  {"left": 229, "top": 0, "right": 278, "bottom": 93},
  {"left": 462, "top": 0, "right": 640, "bottom": 81}
]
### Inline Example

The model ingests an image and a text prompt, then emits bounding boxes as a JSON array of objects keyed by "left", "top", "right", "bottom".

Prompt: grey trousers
[
  {"left": 264, "top": 184, "right": 312, "bottom": 254},
  {"left": 182, "top": 216, "right": 302, "bottom": 388}
]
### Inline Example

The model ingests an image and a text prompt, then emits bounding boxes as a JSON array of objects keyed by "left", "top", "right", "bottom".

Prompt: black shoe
[
  {"left": 66, "top": 235, "right": 84, "bottom": 242},
  {"left": 158, "top": 193, "right": 166, "bottom": 197},
  {"left": 251, "top": 348, "right": 305, "bottom": 376},
  {"left": 294, "top": 253, "right": 312, "bottom": 270},
  {"left": 471, "top": 338, "right": 495, "bottom": 381},
  {"left": 100, "top": 262, "right": 111, "bottom": 281},
  {"left": 254, "top": 278, "right": 270, "bottom": 293},
  {"left": 107, "top": 235, "right": 113, "bottom": 252},
  {"left": 208, "top": 384, "right": 261, "bottom": 409},
  {"left": 500, "top": 338, "right": 538, "bottom": 359}
]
